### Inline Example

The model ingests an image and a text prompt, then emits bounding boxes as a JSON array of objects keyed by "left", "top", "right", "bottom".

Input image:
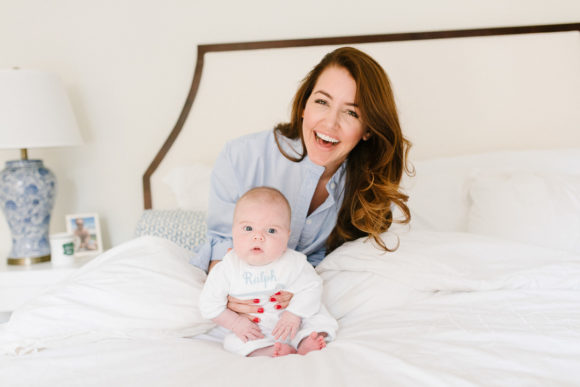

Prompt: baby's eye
[
  {"left": 243, "top": 226, "right": 253, "bottom": 232},
  {"left": 267, "top": 228, "right": 277, "bottom": 234}
]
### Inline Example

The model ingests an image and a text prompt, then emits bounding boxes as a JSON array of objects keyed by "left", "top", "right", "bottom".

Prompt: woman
[{"left": 195, "top": 46, "right": 412, "bottom": 318}]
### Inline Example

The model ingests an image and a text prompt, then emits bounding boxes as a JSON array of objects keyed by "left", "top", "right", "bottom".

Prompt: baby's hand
[
  {"left": 231, "top": 315, "right": 263, "bottom": 343},
  {"left": 272, "top": 311, "right": 301, "bottom": 341}
]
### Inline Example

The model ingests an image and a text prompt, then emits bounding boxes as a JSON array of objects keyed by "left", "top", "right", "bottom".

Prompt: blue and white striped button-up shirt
[{"left": 193, "top": 130, "right": 346, "bottom": 270}]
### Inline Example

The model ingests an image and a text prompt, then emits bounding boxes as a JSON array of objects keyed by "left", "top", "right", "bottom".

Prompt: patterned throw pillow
[{"left": 134, "top": 209, "right": 207, "bottom": 253}]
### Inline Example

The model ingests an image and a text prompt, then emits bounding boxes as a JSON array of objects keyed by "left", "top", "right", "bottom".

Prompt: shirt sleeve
[
  {"left": 284, "top": 253, "right": 323, "bottom": 318},
  {"left": 305, "top": 247, "right": 326, "bottom": 267},
  {"left": 198, "top": 260, "right": 231, "bottom": 319}
]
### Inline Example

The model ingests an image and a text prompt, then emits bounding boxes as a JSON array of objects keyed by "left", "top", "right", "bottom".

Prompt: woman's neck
[
  {"left": 308, "top": 174, "right": 331, "bottom": 216},
  {"left": 321, "top": 163, "right": 340, "bottom": 181}
]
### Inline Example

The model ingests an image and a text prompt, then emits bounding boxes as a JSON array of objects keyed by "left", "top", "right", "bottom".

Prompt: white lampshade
[
  {"left": 0, "top": 69, "right": 83, "bottom": 265},
  {"left": 0, "top": 69, "right": 83, "bottom": 149}
]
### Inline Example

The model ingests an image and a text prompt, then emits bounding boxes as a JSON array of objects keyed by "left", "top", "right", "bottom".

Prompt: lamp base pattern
[{"left": 0, "top": 159, "right": 56, "bottom": 264}]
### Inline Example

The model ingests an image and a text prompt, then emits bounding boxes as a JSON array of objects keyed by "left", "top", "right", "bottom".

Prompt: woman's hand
[
  {"left": 227, "top": 291, "right": 294, "bottom": 322},
  {"left": 227, "top": 296, "right": 264, "bottom": 322},
  {"left": 270, "top": 290, "right": 293, "bottom": 310}
]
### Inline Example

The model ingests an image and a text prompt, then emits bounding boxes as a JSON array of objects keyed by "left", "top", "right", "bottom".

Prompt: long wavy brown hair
[{"left": 274, "top": 46, "right": 412, "bottom": 254}]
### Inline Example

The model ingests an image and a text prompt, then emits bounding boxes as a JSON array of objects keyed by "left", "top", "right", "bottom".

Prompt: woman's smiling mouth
[{"left": 315, "top": 131, "right": 339, "bottom": 145}]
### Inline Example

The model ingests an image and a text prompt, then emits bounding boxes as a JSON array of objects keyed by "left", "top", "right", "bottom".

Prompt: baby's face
[{"left": 232, "top": 198, "right": 290, "bottom": 266}]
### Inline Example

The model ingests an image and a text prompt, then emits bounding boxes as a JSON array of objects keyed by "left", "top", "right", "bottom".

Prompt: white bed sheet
[{"left": 1, "top": 231, "right": 579, "bottom": 386}]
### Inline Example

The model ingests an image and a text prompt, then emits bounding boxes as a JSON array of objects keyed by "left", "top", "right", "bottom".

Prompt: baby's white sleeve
[
  {"left": 198, "top": 261, "right": 231, "bottom": 319},
  {"left": 285, "top": 258, "right": 323, "bottom": 318}
]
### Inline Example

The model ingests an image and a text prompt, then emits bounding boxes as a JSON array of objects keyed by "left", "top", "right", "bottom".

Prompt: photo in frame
[{"left": 65, "top": 213, "right": 103, "bottom": 257}]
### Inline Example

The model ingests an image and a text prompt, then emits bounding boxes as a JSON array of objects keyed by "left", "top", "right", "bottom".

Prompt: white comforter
[{"left": 1, "top": 231, "right": 580, "bottom": 386}]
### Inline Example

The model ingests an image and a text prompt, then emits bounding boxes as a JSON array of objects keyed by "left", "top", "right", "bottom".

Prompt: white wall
[{"left": 1, "top": 0, "right": 580, "bottom": 257}]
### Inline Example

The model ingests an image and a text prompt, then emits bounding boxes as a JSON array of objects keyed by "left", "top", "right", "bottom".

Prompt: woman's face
[{"left": 302, "top": 65, "right": 366, "bottom": 175}]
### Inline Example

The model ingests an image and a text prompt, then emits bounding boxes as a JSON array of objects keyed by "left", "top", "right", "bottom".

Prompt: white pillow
[
  {"left": 467, "top": 171, "right": 580, "bottom": 253},
  {"left": 0, "top": 236, "right": 214, "bottom": 354},
  {"left": 162, "top": 163, "right": 213, "bottom": 211},
  {"left": 403, "top": 148, "right": 580, "bottom": 232}
]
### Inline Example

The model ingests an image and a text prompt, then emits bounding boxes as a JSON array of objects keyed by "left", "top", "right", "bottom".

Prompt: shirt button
[
  {"left": 330, "top": 183, "right": 336, "bottom": 189},
  {"left": 306, "top": 219, "right": 312, "bottom": 225}
]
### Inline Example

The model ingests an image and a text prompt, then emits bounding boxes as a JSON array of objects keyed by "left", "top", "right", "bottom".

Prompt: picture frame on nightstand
[{"left": 65, "top": 213, "right": 103, "bottom": 257}]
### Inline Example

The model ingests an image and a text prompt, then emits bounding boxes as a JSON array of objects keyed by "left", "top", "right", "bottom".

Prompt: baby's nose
[{"left": 252, "top": 231, "right": 264, "bottom": 241}]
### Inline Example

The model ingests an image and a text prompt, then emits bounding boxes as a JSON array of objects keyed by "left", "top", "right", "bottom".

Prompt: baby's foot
[
  {"left": 297, "top": 331, "right": 326, "bottom": 355},
  {"left": 272, "top": 342, "right": 297, "bottom": 357},
  {"left": 248, "top": 343, "right": 296, "bottom": 357}
]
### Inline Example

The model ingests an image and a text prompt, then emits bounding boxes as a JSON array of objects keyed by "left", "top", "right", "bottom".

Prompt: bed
[{"left": 2, "top": 23, "right": 580, "bottom": 386}]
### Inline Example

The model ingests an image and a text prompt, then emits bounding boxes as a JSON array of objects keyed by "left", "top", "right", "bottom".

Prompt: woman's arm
[
  {"left": 225, "top": 291, "right": 294, "bottom": 316},
  {"left": 208, "top": 260, "right": 221, "bottom": 272}
]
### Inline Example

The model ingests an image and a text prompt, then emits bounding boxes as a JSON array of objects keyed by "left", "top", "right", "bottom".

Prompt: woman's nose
[{"left": 323, "top": 109, "right": 340, "bottom": 129}]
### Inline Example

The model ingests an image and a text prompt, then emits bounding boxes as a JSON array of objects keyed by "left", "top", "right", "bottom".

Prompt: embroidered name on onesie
[{"left": 242, "top": 270, "right": 277, "bottom": 289}]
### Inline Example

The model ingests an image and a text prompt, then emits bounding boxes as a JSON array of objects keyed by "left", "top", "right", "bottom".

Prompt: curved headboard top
[{"left": 144, "top": 23, "right": 580, "bottom": 209}]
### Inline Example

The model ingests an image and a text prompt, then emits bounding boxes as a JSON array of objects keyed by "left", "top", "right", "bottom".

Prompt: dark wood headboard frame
[{"left": 143, "top": 22, "right": 580, "bottom": 209}]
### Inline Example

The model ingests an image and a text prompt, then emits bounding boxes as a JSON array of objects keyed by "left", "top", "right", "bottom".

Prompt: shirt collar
[
  {"left": 303, "top": 155, "right": 346, "bottom": 203},
  {"left": 326, "top": 162, "right": 346, "bottom": 200},
  {"left": 278, "top": 132, "right": 346, "bottom": 198}
]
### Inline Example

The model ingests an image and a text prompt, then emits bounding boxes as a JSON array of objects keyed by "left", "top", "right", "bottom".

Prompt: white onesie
[{"left": 199, "top": 248, "right": 337, "bottom": 355}]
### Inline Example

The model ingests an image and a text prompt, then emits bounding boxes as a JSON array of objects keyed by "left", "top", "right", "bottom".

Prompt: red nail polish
[
  {"left": 257, "top": 307, "right": 264, "bottom": 313},
  {"left": 270, "top": 297, "right": 276, "bottom": 302},
  {"left": 275, "top": 292, "right": 281, "bottom": 295},
  {"left": 253, "top": 299, "right": 260, "bottom": 303},
  {"left": 275, "top": 305, "right": 282, "bottom": 310},
  {"left": 253, "top": 317, "right": 260, "bottom": 323}
]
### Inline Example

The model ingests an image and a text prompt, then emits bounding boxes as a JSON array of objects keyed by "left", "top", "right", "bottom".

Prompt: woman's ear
[{"left": 362, "top": 131, "right": 371, "bottom": 141}]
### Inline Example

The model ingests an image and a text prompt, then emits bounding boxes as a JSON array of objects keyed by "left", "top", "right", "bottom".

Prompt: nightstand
[{"left": 0, "top": 256, "right": 95, "bottom": 322}]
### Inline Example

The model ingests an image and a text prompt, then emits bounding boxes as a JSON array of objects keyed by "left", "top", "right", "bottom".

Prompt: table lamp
[{"left": 0, "top": 69, "right": 83, "bottom": 265}]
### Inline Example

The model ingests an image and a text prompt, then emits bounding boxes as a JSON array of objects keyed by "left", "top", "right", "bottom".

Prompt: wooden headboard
[{"left": 143, "top": 23, "right": 580, "bottom": 210}]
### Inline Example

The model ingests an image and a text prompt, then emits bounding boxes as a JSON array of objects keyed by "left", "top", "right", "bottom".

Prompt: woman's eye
[
  {"left": 346, "top": 109, "right": 359, "bottom": 119},
  {"left": 314, "top": 99, "right": 327, "bottom": 106},
  {"left": 244, "top": 226, "right": 253, "bottom": 232},
  {"left": 267, "top": 228, "right": 277, "bottom": 234}
]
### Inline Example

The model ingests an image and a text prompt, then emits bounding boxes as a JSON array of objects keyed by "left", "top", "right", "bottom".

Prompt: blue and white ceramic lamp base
[{"left": 0, "top": 159, "right": 56, "bottom": 265}]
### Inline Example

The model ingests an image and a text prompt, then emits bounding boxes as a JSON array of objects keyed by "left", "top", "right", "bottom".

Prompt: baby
[{"left": 199, "top": 186, "right": 336, "bottom": 357}]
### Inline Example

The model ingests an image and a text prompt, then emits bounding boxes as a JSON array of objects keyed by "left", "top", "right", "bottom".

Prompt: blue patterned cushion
[{"left": 135, "top": 209, "right": 207, "bottom": 253}]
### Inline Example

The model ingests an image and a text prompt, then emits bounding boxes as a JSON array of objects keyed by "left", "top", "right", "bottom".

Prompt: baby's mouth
[{"left": 315, "top": 131, "right": 339, "bottom": 145}]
